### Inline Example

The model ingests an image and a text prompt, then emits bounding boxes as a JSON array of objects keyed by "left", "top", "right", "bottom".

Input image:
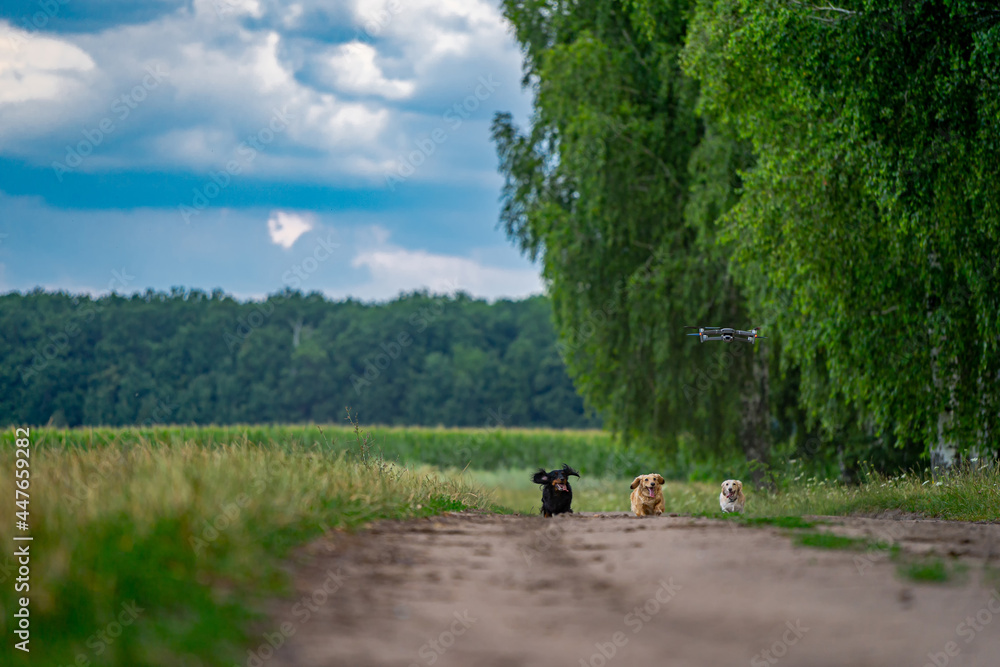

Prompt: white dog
[{"left": 719, "top": 479, "right": 745, "bottom": 513}]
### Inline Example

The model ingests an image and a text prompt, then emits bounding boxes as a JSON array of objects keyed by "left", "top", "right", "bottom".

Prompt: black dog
[{"left": 531, "top": 464, "right": 580, "bottom": 517}]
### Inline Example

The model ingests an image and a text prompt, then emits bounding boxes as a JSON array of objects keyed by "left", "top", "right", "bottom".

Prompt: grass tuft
[
  {"left": 742, "top": 464, "right": 1000, "bottom": 522},
  {"left": 793, "top": 532, "right": 868, "bottom": 550},
  {"left": 900, "top": 559, "right": 950, "bottom": 582}
]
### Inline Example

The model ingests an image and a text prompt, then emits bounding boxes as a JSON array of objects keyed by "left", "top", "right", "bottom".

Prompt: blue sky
[{"left": 0, "top": 0, "right": 541, "bottom": 301}]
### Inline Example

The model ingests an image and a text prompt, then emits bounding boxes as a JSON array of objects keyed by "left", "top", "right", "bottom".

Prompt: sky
[{"left": 0, "top": 0, "right": 541, "bottom": 302}]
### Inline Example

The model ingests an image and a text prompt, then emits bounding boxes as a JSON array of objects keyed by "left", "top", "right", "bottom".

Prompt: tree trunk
[{"left": 740, "top": 343, "right": 771, "bottom": 488}]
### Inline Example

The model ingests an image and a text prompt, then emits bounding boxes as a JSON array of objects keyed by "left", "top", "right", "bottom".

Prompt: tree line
[
  {"left": 0, "top": 288, "right": 599, "bottom": 430},
  {"left": 492, "top": 0, "right": 999, "bottom": 478}
]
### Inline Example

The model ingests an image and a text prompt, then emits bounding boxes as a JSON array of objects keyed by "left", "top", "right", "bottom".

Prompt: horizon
[{"left": 1, "top": 281, "right": 550, "bottom": 305}]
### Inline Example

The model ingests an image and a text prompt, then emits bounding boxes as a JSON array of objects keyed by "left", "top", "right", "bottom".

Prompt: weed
[
  {"left": 793, "top": 532, "right": 867, "bottom": 550},
  {"left": 895, "top": 558, "right": 968, "bottom": 584}
]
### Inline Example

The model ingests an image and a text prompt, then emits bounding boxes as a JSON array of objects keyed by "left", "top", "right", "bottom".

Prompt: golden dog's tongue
[{"left": 647, "top": 487, "right": 654, "bottom": 498}]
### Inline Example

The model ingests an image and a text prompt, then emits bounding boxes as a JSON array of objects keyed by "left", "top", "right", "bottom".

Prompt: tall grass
[
  {"left": 745, "top": 463, "right": 1000, "bottom": 521},
  {"left": 0, "top": 431, "right": 494, "bottom": 667}
]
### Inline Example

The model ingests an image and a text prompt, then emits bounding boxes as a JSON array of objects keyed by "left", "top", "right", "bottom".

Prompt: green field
[
  {"left": 6, "top": 422, "right": 668, "bottom": 477},
  {"left": 3, "top": 423, "right": 998, "bottom": 666}
]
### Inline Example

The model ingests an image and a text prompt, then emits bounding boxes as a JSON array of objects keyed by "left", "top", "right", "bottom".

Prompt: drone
[{"left": 684, "top": 326, "right": 766, "bottom": 344}]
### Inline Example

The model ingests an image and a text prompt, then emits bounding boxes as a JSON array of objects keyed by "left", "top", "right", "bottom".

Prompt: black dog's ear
[
  {"left": 562, "top": 464, "right": 580, "bottom": 477},
  {"left": 531, "top": 468, "right": 549, "bottom": 485}
]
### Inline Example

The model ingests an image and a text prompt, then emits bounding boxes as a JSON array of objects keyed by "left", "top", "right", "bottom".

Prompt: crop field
[{"left": 10, "top": 423, "right": 667, "bottom": 477}]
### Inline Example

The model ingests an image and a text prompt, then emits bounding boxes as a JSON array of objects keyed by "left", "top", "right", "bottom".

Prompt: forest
[{"left": 0, "top": 288, "right": 598, "bottom": 430}]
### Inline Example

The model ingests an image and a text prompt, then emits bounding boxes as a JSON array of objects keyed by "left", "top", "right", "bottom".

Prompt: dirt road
[{"left": 263, "top": 513, "right": 1000, "bottom": 667}]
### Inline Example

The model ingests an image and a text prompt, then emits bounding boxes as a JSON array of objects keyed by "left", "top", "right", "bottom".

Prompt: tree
[
  {"left": 683, "top": 0, "right": 1000, "bottom": 457},
  {"left": 493, "top": 0, "right": 773, "bottom": 473}
]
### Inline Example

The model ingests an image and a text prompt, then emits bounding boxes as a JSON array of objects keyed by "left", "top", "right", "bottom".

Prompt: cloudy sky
[{"left": 0, "top": 0, "right": 540, "bottom": 301}]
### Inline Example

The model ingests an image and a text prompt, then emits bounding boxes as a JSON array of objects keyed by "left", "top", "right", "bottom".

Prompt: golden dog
[
  {"left": 719, "top": 479, "right": 745, "bottom": 513},
  {"left": 630, "top": 474, "right": 665, "bottom": 517}
]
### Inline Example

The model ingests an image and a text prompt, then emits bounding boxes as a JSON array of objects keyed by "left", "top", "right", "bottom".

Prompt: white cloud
[
  {"left": 151, "top": 126, "right": 237, "bottom": 169},
  {"left": 295, "top": 93, "right": 390, "bottom": 151},
  {"left": 324, "top": 42, "right": 416, "bottom": 100},
  {"left": 249, "top": 31, "right": 290, "bottom": 93},
  {"left": 267, "top": 211, "right": 314, "bottom": 248},
  {"left": 282, "top": 3, "right": 304, "bottom": 28},
  {"left": 193, "top": 0, "right": 263, "bottom": 20},
  {"left": 349, "top": 241, "right": 543, "bottom": 301},
  {"left": 0, "top": 22, "right": 96, "bottom": 105},
  {"left": 0, "top": 0, "right": 531, "bottom": 185}
]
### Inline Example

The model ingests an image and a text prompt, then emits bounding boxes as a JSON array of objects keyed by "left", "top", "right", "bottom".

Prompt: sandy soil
[{"left": 260, "top": 513, "right": 1000, "bottom": 667}]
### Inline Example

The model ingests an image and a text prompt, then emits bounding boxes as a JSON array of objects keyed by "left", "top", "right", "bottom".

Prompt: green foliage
[
  {"left": 494, "top": 0, "right": 999, "bottom": 472},
  {"left": 683, "top": 0, "right": 1000, "bottom": 452},
  {"left": 0, "top": 289, "right": 598, "bottom": 430},
  {"left": 493, "top": 0, "right": 770, "bottom": 460}
]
